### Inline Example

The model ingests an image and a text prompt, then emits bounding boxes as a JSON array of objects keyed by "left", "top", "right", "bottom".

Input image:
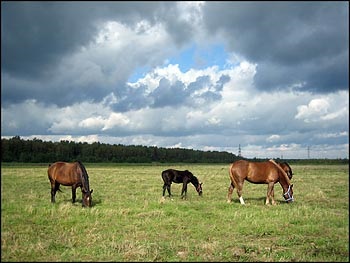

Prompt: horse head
[
  {"left": 82, "top": 189, "right": 93, "bottom": 207},
  {"left": 282, "top": 184, "right": 294, "bottom": 203},
  {"left": 196, "top": 182, "right": 203, "bottom": 196}
]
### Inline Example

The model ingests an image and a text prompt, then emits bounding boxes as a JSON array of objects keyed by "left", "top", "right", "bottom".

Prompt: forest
[
  {"left": 1, "top": 136, "right": 238, "bottom": 163},
  {"left": 1, "top": 136, "right": 348, "bottom": 164}
]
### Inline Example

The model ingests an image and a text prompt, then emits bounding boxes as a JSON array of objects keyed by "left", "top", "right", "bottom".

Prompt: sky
[{"left": 1, "top": 1, "right": 349, "bottom": 159}]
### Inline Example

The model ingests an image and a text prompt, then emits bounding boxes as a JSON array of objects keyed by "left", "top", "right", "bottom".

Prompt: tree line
[
  {"left": 2, "top": 136, "right": 348, "bottom": 164},
  {"left": 1, "top": 136, "right": 240, "bottom": 163}
]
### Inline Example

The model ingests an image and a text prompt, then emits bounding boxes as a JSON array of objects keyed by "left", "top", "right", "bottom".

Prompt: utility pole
[
  {"left": 238, "top": 144, "right": 241, "bottom": 157},
  {"left": 307, "top": 146, "right": 310, "bottom": 159}
]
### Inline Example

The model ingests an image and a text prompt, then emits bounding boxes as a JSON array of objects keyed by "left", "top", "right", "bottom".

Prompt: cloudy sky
[{"left": 1, "top": 1, "right": 349, "bottom": 159}]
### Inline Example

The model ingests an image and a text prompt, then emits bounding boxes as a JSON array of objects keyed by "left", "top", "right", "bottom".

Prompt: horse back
[
  {"left": 162, "top": 169, "right": 192, "bottom": 184},
  {"left": 230, "top": 160, "right": 279, "bottom": 184},
  {"left": 248, "top": 162, "right": 280, "bottom": 183},
  {"left": 48, "top": 162, "right": 82, "bottom": 186}
]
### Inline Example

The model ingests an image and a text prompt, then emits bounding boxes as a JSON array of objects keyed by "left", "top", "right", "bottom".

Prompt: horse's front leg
[
  {"left": 266, "top": 182, "right": 275, "bottom": 205},
  {"left": 271, "top": 188, "right": 275, "bottom": 205},
  {"left": 181, "top": 182, "right": 188, "bottom": 199},
  {"left": 72, "top": 185, "right": 77, "bottom": 203}
]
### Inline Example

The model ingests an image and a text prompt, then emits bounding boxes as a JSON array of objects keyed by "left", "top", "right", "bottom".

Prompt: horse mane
[
  {"left": 190, "top": 174, "right": 199, "bottom": 186},
  {"left": 269, "top": 159, "right": 291, "bottom": 184},
  {"left": 77, "top": 161, "right": 90, "bottom": 192},
  {"left": 282, "top": 162, "right": 292, "bottom": 172}
]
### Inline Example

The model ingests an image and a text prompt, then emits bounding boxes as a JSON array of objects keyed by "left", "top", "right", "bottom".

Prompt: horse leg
[
  {"left": 162, "top": 184, "right": 167, "bottom": 197},
  {"left": 227, "top": 182, "right": 235, "bottom": 203},
  {"left": 166, "top": 184, "right": 172, "bottom": 197},
  {"left": 266, "top": 183, "right": 275, "bottom": 205},
  {"left": 163, "top": 183, "right": 171, "bottom": 197},
  {"left": 271, "top": 187, "right": 276, "bottom": 205},
  {"left": 50, "top": 183, "right": 56, "bottom": 203},
  {"left": 237, "top": 182, "right": 245, "bottom": 205},
  {"left": 72, "top": 186, "right": 77, "bottom": 203},
  {"left": 51, "top": 182, "right": 60, "bottom": 203},
  {"left": 181, "top": 183, "right": 188, "bottom": 199}
]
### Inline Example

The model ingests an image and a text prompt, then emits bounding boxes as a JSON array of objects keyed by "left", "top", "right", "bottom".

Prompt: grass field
[{"left": 1, "top": 163, "right": 349, "bottom": 262}]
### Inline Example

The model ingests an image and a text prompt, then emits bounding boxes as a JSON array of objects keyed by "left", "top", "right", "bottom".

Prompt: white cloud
[
  {"left": 79, "top": 116, "right": 105, "bottom": 130},
  {"left": 101, "top": 112, "right": 130, "bottom": 131},
  {"left": 321, "top": 107, "right": 348, "bottom": 121},
  {"left": 315, "top": 131, "right": 348, "bottom": 139},
  {"left": 295, "top": 98, "right": 330, "bottom": 122},
  {"left": 295, "top": 93, "right": 349, "bottom": 124},
  {"left": 267, "top": 134, "right": 280, "bottom": 142}
]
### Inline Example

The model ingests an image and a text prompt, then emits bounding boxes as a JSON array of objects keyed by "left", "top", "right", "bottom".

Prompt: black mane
[{"left": 77, "top": 161, "right": 90, "bottom": 192}]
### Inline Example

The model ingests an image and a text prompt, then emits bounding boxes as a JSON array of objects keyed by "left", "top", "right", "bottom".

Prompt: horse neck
[
  {"left": 269, "top": 159, "right": 291, "bottom": 192},
  {"left": 190, "top": 175, "right": 199, "bottom": 187},
  {"left": 278, "top": 167, "right": 291, "bottom": 192},
  {"left": 77, "top": 161, "right": 90, "bottom": 192}
]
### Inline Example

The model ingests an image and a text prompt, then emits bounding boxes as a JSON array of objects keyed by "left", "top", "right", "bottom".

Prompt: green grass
[{"left": 1, "top": 163, "right": 349, "bottom": 261}]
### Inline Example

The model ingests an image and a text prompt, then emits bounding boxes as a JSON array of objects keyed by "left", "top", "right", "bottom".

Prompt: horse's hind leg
[
  {"left": 163, "top": 184, "right": 171, "bottom": 197},
  {"left": 51, "top": 186, "right": 55, "bottom": 203},
  {"left": 237, "top": 182, "right": 245, "bottom": 205},
  {"left": 167, "top": 185, "right": 172, "bottom": 197},
  {"left": 227, "top": 182, "right": 235, "bottom": 203},
  {"left": 162, "top": 184, "right": 166, "bottom": 197},
  {"left": 163, "top": 184, "right": 170, "bottom": 197},
  {"left": 51, "top": 182, "right": 59, "bottom": 203}
]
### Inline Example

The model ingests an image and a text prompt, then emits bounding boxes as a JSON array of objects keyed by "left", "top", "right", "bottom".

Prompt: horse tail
[{"left": 228, "top": 162, "right": 239, "bottom": 188}]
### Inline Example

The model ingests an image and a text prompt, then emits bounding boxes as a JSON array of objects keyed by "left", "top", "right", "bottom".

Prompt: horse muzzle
[{"left": 285, "top": 195, "right": 294, "bottom": 203}]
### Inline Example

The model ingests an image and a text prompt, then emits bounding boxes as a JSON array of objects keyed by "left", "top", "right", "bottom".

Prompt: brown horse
[
  {"left": 48, "top": 161, "right": 93, "bottom": 207},
  {"left": 227, "top": 159, "right": 294, "bottom": 205}
]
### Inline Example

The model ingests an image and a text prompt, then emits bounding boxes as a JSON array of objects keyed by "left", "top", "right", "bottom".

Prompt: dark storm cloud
[
  {"left": 1, "top": 1, "right": 172, "bottom": 78},
  {"left": 1, "top": 1, "right": 198, "bottom": 108},
  {"left": 2, "top": 2, "right": 97, "bottom": 78},
  {"left": 202, "top": 1, "right": 349, "bottom": 93}
]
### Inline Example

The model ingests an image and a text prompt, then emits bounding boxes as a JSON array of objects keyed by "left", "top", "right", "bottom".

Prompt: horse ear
[
  {"left": 90, "top": 189, "right": 93, "bottom": 194},
  {"left": 200, "top": 182, "right": 203, "bottom": 185}
]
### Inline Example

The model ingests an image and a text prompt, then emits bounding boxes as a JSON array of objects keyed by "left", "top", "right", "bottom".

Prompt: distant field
[{"left": 1, "top": 163, "right": 349, "bottom": 261}]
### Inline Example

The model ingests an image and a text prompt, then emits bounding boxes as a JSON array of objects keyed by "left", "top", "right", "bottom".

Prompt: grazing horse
[
  {"left": 161, "top": 169, "right": 203, "bottom": 199},
  {"left": 227, "top": 159, "right": 294, "bottom": 205},
  {"left": 48, "top": 161, "right": 93, "bottom": 207}
]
